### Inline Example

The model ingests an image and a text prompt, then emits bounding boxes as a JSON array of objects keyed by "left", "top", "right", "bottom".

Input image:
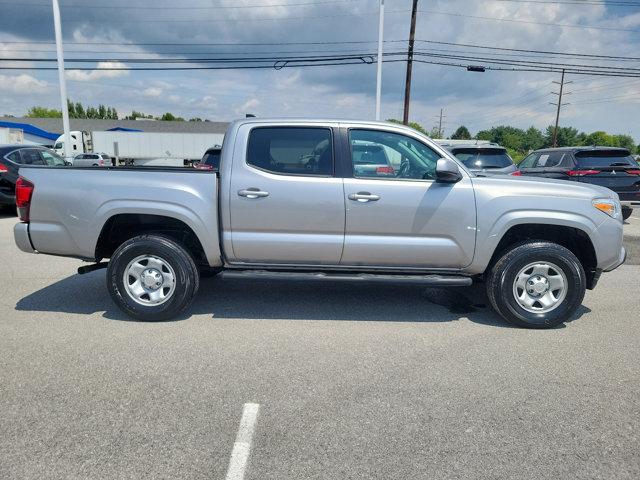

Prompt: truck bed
[{"left": 16, "top": 166, "right": 222, "bottom": 265}]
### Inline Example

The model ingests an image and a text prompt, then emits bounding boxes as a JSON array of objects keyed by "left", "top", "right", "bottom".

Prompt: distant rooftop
[{"left": 0, "top": 117, "right": 229, "bottom": 136}]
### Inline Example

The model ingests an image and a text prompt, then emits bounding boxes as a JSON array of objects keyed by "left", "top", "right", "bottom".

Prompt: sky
[{"left": 1, "top": 0, "right": 639, "bottom": 140}]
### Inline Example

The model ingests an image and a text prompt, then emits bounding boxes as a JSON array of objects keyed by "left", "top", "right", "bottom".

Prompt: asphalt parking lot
[{"left": 1, "top": 211, "right": 639, "bottom": 479}]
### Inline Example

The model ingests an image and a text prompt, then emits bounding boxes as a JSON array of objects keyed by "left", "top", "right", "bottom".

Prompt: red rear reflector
[
  {"left": 625, "top": 169, "right": 640, "bottom": 175},
  {"left": 0, "top": 164, "right": 8, "bottom": 174},
  {"left": 194, "top": 163, "right": 213, "bottom": 170},
  {"left": 15, "top": 177, "right": 34, "bottom": 222},
  {"left": 510, "top": 170, "right": 522, "bottom": 176},
  {"left": 567, "top": 169, "right": 600, "bottom": 176},
  {"left": 376, "top": 166, "right": 395, "bottom": 175}
]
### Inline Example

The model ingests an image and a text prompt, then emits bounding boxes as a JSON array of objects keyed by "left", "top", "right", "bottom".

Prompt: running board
[{"left": 221, "top": 270, "right": 472, "bottom": 286}]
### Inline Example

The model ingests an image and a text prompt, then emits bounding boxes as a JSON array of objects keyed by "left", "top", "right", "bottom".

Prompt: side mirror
[{"left": 435, "top": 158, "right": 462, "bottom": 183}]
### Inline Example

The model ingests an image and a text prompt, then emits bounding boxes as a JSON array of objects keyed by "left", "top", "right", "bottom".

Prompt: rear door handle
[
  {"left": 348, "top": 192, "right": 380, "bottom": 202},
  {"left": 238, "top": 188, "right": 270, "bottom": 199}
]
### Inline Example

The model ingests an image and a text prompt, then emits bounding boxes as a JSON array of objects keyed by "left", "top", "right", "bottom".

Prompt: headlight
[{"left": 592, "top": 198, "right": 620, "bottom": 218}]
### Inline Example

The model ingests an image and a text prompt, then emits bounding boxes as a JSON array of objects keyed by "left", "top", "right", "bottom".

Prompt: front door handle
[
  {"left": 348, "top": 192, "right": 380, "bottom": 202},
  {"left": 238, "top": 188, "right": 270, "bottom": 199}
]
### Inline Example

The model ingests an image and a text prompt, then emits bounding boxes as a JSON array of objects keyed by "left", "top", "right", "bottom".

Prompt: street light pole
[
  {"left": 52, "top": 0, "right": 71, "bottom": 160},
  {"left": 375, "top": 0, "right": 385, "bottom": 121}
]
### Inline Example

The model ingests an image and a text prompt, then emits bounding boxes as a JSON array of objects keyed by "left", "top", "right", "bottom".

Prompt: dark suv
[
  {"left": 440, "top": 143, "right": 517, "bottom": 175},
  {"left": 517, "top": 147, "right": 640, "bottom": 220},
  {"left": 0, "top": 145, "right": 67, "bottom": 207}
]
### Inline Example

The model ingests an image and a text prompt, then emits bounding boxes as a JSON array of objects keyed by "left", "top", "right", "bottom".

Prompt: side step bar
[{"left": 221, "top": 270, "right": 472, "bottom": 287}]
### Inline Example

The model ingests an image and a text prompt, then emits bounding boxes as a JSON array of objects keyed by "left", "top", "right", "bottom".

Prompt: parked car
[
  {"left": 351, "top": 143, "right": 395, "bottom": 177},
  {"left": 0, "top": 145, "right": 67, "bottom": 207},
  {"left": 14, "top": 119, "right": 625, "bottom": 328},
  {"left": 194, "top": 146, "right": 222, "bottom": 171},
  {"left": 72, "top": 152, "right": 112, "bottom": 167},
  {"left": 438, "top": 142, "right": 518, "bottom": 175},
  {"left": 516, "top": 147, "right": 640, "bottom": 220}
]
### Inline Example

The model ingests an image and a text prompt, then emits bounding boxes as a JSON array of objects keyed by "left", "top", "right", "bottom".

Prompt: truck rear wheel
[
  {"left": 486, "top": 241, "right": 586, "bottom": 329},
  {"left": 107, "top": 235, "right": 200, "bottom": 321}
]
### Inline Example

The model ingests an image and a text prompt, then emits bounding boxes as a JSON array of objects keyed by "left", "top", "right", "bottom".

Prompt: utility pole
[
  {"left": 52, "top": 0, "right": 71, "bottom": 160},
  {"left": 436, "top": 108, "right": 445, "bottom": 138},
  {"left": 375, "top": 0, "right": 385, "bottom": 121},
  {"left": 402, "top": 0, "right": 418, "bottom": 125},
  {"left": 550, "top": 69, "right": 572, "bottom": 147}
]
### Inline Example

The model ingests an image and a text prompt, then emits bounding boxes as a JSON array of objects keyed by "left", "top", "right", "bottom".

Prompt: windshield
[
  {"left": 352, "top": 145, "right": 388, "bottom": 165},
  {"left": 452, "top": 148, "right": 513, "bottom": 169},
  {"left": 575, "top": 151, "right": 636, "bottom": 168},
  {"left": 54, "top": 142, "right": 63, "bottom": 149}
]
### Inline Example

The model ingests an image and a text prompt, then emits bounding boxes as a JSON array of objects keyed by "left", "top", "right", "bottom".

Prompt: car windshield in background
[
  {"left": 452, "top": 148, "right": 513, "bottom": 169},
  {"left": 352, "top": 145, "right": 388, "bottom": 165},
  {"left": 202, "top": 150, "right": 221, "bottom": 169},
  {"left": 575, "top": 151, "right": 636, "bottom": 168}
]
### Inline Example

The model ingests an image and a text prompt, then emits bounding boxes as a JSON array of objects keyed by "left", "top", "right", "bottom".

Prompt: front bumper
[
  {"left": 604, "top": 245, "right": 626, "bottom": 272},
  {"left": 14, "top": 222, "right": 35, "bottom": 254}
]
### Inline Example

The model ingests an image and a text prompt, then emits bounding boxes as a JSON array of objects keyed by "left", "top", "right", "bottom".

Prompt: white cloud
[
  {"left": 236, "top": 98, "right": 260, "bottom": 114},
  {"left": 66, "top": 62, "right": 129, "bottom": 81},
  {"left": 143, "top": 87, "right": 163, "bottom": 97},
  {"left": 0, "top": 74, "right": 49, "bottom": 94}
]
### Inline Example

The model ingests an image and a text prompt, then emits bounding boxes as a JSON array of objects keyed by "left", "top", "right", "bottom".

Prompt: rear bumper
[{"left": 14, "top": 222, "right": 35, "bottom": 254}]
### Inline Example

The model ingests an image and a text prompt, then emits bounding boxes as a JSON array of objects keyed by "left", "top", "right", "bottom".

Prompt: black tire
[
  {"left": 200, "top": 266, "right": 224, "bottom": 278},
  {"left": 622, "top": 206, "right": 632, "bottom": 221},
  {"left": 107, "top": 235, "right": 200, "bottom": 321},
  {"left": 486, "top": 241, "right": 586, "bottom": 329}
]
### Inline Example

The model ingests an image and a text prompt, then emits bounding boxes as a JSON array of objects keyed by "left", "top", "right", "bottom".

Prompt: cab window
[
  {"left": 349, "top": 129, "right": 441, "bottom": 180},
  {"left": 247, "top": 127, "right": 333, "bottom": 176}
]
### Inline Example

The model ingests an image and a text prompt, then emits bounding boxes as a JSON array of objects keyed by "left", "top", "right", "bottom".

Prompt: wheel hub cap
[
  {"left": 513, "top": 262, "right": 567, "bottom": 314},
  {"left": 123, "top": 255, "right": 176, "bottom": 306}
]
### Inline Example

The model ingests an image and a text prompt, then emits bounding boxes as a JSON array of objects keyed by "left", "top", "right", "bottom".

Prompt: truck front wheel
[
  {"left": 107, "top": 235, "right": 200, "bottom": 321},
  {"left": 486, "top": 241, "right": 586, "bottom": 329}
]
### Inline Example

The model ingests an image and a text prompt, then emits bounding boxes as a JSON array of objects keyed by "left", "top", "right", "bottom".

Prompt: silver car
[{"left": 72, "top": 152, "right": 112, "bottom": 167}]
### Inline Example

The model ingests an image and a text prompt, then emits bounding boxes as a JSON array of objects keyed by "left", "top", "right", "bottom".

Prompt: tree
[
  {"left": 543, "top": 126, "right": 579, "bottom": 147},
  {"left": 386, "top": 118, "right": 427, "bottom": 134},
  {"left": 26, "top": 106, "right": 62, "bottom": 118},
  {"left": 160, "top": 112, "right": 184, "bottom": 121},
  {"left": 522, "top": 126, "right": 545, "bottom": 152},
  {"left": 450, "top": 125, "right": 471, "bottom": 140}
]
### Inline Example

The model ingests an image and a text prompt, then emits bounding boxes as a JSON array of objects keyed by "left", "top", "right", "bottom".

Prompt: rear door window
[
  {"left": 19, "top": 149, "right": 45, "bottom": 165},
  {"left": 247, "top": 127, "right": 333, "bottom": 176}
]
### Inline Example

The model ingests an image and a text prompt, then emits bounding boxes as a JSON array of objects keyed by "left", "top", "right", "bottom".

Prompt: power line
[
  {"left": 0, "top": 0, "right": 362, "bottom": 8},
  {"left": 418, "top": 9, "right": 639, "bottom": 32},
  {"left": 487, "top": 0, "right": 640, "bottom": 6},
  {"left": 415, "top": 40, "right": 640, "bottom": 62}
]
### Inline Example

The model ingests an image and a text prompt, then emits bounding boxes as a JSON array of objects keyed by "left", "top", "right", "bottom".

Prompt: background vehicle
[
  {"left": 72, "top": 152, "right": 112, "bottom": 167},
  {"left": 517, "top": 147, "right": 640, "bottom": 220},
  {"left": 54, "top": 130, "right": 224, "bottom": 167},
  {"left": 193, "top": 146, "right": 222, "bottom": 171},
  {"left": 14, "top": 119, "right": 625, "bottom": 328},
  {"left": 1, "top": 145, "right": 67, "bottom": 207},
  {"left": 351, "top": 143, "right": 395, "bottom": 177},
  {"left": 438, "top": 142, "right": 517, "bottom": 175}
]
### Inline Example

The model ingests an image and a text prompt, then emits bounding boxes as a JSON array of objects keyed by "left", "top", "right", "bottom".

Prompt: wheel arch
[
  {"left": 95, "top": 213, "right": 212, "bottom": 267},
  {"left": 485, "top": 223, "right": 598, "bottom": 289}
]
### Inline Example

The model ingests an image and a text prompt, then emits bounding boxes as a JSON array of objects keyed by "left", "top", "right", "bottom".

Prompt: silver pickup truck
[{"left": 13, "top": 118, "right": 625, "bottom": 328}]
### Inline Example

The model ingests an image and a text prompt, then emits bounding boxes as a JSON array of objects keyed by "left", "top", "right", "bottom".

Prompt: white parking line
[{"left": 225, "top": 403, "right": 260, "bottom": 480}]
